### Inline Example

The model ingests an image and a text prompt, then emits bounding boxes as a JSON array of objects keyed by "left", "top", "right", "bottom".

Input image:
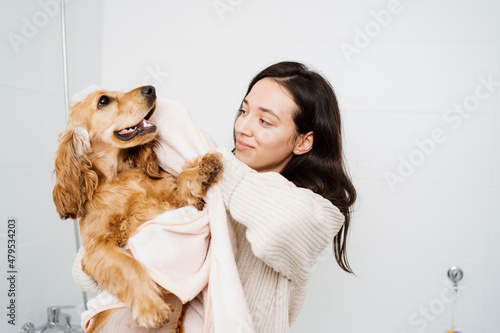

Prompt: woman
[
  {"left": 214, "top": 61, "right": 356, "bottom": 331},
  {"left": 73, "top": 61, "right": 356, "bottom": 332}
]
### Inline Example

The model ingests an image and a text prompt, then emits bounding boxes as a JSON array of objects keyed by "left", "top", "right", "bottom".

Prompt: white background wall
[{"left": 1, "top": 0, "right": 499, "bottom": 332}]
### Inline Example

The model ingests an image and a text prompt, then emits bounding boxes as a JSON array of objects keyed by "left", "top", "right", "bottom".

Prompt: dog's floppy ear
[
  {"left": 123, "top": 141, "right": 162, "bottom": 179},
  {"left": 53, "top": 126, "right": 98, "bottom": 219}
]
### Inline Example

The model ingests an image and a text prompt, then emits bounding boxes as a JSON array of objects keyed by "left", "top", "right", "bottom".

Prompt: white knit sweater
[
  {"left": 72, "top": 147, "right": 345, "bottom": 333},
  {"left": 215, "top": 147, "right": 345, "bottom": 332}
]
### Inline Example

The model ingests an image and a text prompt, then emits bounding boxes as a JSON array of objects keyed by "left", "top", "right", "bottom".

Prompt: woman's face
[{"left": 234, "top": 77, "right": 300, "bottom": 173}]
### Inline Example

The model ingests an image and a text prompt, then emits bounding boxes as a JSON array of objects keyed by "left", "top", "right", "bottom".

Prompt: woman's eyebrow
[{"left": 242, "top": 99, "right": 280, "bottom": 120}]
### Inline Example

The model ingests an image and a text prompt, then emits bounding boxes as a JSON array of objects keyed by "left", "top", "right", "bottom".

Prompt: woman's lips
[{"left": 236, "top": 140, "right": 254, "bottom": 151}]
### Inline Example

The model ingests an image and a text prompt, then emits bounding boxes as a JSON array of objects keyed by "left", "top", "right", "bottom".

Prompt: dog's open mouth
[{"left": 114, "top": 106, "right": 157, "bottom": 141}]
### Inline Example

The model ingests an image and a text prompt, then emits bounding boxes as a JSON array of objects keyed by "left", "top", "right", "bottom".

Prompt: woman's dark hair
[{"left": 240, "top": 61, "right": 357, "bottom": 274}]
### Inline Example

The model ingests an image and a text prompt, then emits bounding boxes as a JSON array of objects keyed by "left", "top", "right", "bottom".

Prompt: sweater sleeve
[
  {"left": 72, "top": 246, "right": 103, "bottom": 295},
  {"left": 216, "top": 147, "right": 345, "bottom": 282}
]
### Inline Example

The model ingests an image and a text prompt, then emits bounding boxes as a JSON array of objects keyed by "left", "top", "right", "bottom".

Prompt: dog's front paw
[
  {"left": 198, "top": 152, "right": 222, "bottom": 187},
  {"left": 132, "top": 296, "right": 172, "bottom": 329},
  {"left": 175, "top": 152, "right": 223, "bottom": 209}
]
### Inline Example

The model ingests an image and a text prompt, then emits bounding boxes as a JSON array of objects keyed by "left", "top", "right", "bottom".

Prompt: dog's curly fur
[{"left": 52, "top": 86, "right": 221, "bottom": 333}]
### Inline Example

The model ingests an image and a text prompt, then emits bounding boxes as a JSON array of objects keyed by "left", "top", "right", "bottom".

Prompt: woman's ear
[{"left": 294, "top": 131, "right": 314, "bottom": 155}]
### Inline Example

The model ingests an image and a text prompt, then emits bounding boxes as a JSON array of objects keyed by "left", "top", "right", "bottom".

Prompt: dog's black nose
[{"left": 141, "top": 85, "right": 156, "bottom": 98}]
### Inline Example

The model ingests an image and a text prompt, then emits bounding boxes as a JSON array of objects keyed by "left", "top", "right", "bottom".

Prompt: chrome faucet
[{"left": 20, "top": 306, "right": 83, "bottom": 333}]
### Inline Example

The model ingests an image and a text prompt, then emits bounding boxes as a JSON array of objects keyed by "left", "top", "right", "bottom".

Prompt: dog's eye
[{"left": 98, "top": 96, "right": 111, "bottom": 107}]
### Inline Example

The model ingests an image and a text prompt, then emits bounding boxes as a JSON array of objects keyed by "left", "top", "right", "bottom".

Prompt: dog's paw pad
[{"left": 199, "top": 152, "right": 223, "bottom": 184}]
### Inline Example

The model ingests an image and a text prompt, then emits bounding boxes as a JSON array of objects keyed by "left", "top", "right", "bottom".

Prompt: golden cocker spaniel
[{"left": 53, "top": 85, "right": 222, "bottom": 332}]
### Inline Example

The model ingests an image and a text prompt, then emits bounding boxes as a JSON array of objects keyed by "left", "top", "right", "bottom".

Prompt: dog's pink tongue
[{"left": 141, "top": 119, "right": 156, "bottom": 127}]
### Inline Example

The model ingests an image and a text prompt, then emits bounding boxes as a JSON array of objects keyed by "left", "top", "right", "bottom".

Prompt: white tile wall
[
  {"left": 343, "top": 111, "right": 497, "bottom": 187},
  {"left": 0, "top": 87, "right": 65, "bottom": 169},
  {"left": 482, "top": 260, "right": 500, "bottom": 332},
  {"left": 285, "top": 0, "right": 500, "bottom": 42},
  {"left": 494, "top": 112, "right": 500, "bottom": 187},
  {"left": 489, "top": 189, "right": 500, "bottom": 261},
  {"left": 351, "top": 181, "right": 492, "bottom": 258},
  {"left": 337, "top": 42, "right": 498, "bottom": 113},
  {"left": 293, "top": 248, "right": 496, "bottom": 331},
  {"left": 101, "top": 0, "right": 289, "bottom": 43},
  {"left": 0, "top": 3, "right": 64, "bottom": 95}
]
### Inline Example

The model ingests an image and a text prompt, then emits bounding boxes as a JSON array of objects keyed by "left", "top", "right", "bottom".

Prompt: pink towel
[
  {"left": 128, "top": 206, "right": 211, "bottom": 304},
  {"left": 81, "top": 99, "right": 254, "bottom": 332}
]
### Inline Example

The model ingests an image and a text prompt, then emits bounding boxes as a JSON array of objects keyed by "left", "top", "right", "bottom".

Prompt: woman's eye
[
  {"left": 260, "top": 119, "right": 272, "bottom": 126},
  {"left": 238, "top": 109, "right": 247, "bottom": 115},
  {"left": 98, "top": 96, "right": 110, "bottom": 107}
]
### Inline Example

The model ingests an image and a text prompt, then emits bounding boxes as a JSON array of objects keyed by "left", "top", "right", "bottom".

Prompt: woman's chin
[{"left": 235, "top": 150, "right": 253, "bottom": 167}]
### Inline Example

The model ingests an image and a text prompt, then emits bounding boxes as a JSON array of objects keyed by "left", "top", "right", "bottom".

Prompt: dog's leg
[
  {"left": 82, "top": 244, "right": 172, "bottom": 329},
  {"left": 174, "top": 152, "right": 222, "bottom": 209}
]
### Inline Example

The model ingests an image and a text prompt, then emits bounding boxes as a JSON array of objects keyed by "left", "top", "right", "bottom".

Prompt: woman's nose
[{"left": 235, "top": 114, "right": 253, "bottom": 136}]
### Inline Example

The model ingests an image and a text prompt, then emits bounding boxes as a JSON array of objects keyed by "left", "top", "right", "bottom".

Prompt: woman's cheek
[{"left": 255, "top": 129, "right": 273, "bottom": 145}]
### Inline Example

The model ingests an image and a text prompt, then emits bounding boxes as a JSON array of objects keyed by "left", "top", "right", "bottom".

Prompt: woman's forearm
[{"left": 216, "top": 147, "right": 345, "bottom": 281}]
